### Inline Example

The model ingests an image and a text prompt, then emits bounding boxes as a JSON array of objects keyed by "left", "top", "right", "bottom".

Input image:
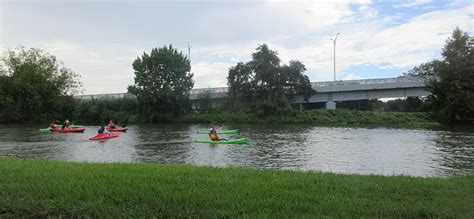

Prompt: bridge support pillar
[{"left": 326, "top": 101, "right": 336, "bottom": 110}]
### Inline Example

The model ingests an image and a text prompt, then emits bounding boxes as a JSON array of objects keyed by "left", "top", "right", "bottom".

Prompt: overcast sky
[{"left": 1, "top": 0, "right": 473, "bottom": 94}]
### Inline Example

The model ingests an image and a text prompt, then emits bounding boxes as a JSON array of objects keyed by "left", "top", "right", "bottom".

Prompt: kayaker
[
  {"left": 209, "top": 129, "right": 219, "bottom": 141},
  {"left": 49, "top": 120, "right": 57, "bottom": 129},
  {"left": 97, "top": 126, "right": 110, "bottom": 135},
  {"left": 208, "top": 124, "right": 225, "bottom": 141},
  {"left": 62, "top": 119, "right": 70, "bottom": 129},
  {"left": 108, "top": 120, "right": 116, "bottom": 129},
  {"left": 208, "top": 124, "right": 217, "bottom": 140}
]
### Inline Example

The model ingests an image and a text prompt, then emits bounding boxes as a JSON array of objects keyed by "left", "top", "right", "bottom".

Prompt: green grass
[
  {"left": 179, "top": 109, "right": 440, "bottom": 128},
  {"left": 1, "top": 158, "right": 472, "bottom": 217}
]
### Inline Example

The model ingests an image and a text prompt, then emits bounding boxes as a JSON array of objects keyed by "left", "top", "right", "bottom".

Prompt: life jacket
[{"left": 210, "top": 132, "right": 218, "bottom": 141}]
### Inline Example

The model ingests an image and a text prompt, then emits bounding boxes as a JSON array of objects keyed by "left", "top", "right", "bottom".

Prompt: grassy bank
[
  {"left": 179, "top": 109, "right": 439, "bottom": 128},
  {"left": 1, "top": 158, "right": 472, "bottom": 217}
]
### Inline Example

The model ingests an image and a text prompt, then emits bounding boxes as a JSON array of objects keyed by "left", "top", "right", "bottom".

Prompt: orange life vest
[{"left": 210, "top": 132, "right": 218, "bottom": 140}]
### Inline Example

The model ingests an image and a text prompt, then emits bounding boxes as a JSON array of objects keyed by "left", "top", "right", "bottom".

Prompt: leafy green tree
[
  {"left": 401, "top": 61, "right": 442, "bottom": 80},
  {"left": 0, "top": 47, "right": 82, "bottom": 123},
  {"left": 74, "top": 97, "right": 138, "bottom": 124},
  {"left": 384, "top": 97, "right": 424, "bottom": 112},
  {"left": 247, "top": 44, "right": 282, "bottom": 100},
  {"left": 227, "top": 44, "right": 314, "bottom": 115},
  {"left": 128, "top": 45, "right": 193, "bottom": 122},
  {"left": 402, "top": 28, "right": 473, "bottom": 124},
  {"left": 227, "top": 62, "right": 253, "bottom": 107},
  {"left": 429, "top": 28, "right": 474, "bottom": 124},
  {"left": 280, "top": 60, "right": 313, "bottom": 103}
]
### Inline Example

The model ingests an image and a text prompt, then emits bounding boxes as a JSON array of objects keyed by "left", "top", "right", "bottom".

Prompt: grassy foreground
[
  {"left": 1, "top": 158, "right": 472, "bottom": 217},
  {"left": 179, "top": 109, "right": 439, "bottom": 128}
]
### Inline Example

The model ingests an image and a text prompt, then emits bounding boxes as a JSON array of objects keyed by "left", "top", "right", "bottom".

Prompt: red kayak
[
  {"left": 89, "top": 132, "right": 121, "bottom": 140},
  {"left": 109, "top": 127, "right": 128, "bottom": 132},
  {"left": 51, "top": 128, "right": 85, "bottom": 133}
]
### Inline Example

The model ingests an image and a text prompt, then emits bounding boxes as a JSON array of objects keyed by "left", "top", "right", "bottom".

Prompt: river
[{"left": 0, "top": 124, "right": 473, "bottom": 177}]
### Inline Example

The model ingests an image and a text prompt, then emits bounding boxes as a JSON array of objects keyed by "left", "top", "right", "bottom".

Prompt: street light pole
[
  {"left": 330, "top": 32, "right": 340, "bottom": 81},
  {"left": 187, "top": 41, "right": 191, "bottom": 71}
]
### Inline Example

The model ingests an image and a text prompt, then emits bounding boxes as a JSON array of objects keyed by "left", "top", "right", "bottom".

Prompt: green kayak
[
  {"left": 194, "top": 138, "right": 248, "bottom": 144},
  {"left": 196, "top": 129, "right": 239, "bottom": 134},
  {"left": 39, "top": 125, "right": 81, "bottom": 132}
]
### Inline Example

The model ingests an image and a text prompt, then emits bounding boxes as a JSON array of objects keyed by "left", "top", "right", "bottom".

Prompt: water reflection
[{"left": 0, "top": 124, "right": 473, "bottom": 177}]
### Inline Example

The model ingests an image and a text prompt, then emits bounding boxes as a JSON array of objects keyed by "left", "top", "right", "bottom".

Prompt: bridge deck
[{"left": 76, "top": 77, "right": 429, "bottom": 102}]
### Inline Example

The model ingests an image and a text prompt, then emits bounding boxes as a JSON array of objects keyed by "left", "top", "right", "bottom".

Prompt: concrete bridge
[
  {"left": 188, "top": 77, "right": 430, "bottom": 109},
  {"left": 76, "top": 77, "right": 430, "bottom": 109}
]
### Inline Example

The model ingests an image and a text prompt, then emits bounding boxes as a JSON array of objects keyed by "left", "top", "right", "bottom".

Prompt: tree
[
  {"left": 128, "top": 45, "right": 193, "bottom": 122},
  {"left": 0, "top": 47, "right": 82, "bottom": 123},
  {"left": 247, "top": 44, "right": 282, "bottom": 100},
  {"left": 400, "top": 60, "right": 442, "bottom": 80},
  {"left": 227, "top": 44, "right": 314, "bottom": 115},
  {"left": 429, "top": 28, "right": 474, "bottom": 124},
  {"left": 402, "top": 28, "right": 474, "bottom": 124},
  {"left": 384, "top": 97, "right": 424, "bottom": 112},
  {"left": 280, "top": 60, "right": 313, "bottom": 103},
  {"left": 227, "top": 62, "right": 253, "bottom": 107}
]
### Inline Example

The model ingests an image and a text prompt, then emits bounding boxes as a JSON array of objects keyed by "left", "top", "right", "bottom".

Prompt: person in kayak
[
  {"left": 97, "top": 126, "right": 110, "bottom": 135},
  {"left": 49, "top": 119, "right": 57, "bottom": 130},
  {"left": 61, "top": 119, "right": 70, "bottom": 129},
  {"left": 209, "top": 129, "right": 219, "bottom": 141},
  {"left": 108, "top": 120, "right": 117, "bottom": 129},
  {"left": 208, "top": 124, "right": 218, "bottom": 141},
  {"left": 208, "top": 124, "right": 226, "bottom": 141}
]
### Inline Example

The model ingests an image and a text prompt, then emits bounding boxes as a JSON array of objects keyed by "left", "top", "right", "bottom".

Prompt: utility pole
[
  {"left": 187, "top": 41, "right": 191, "bottom": 71},
  {"left": 330, "top": 32, "right": 340, "bottom": 81}
]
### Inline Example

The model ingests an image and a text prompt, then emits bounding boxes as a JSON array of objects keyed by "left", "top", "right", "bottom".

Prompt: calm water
[{"left": 0, "top": 124, "right": 473, "bottom": 177}]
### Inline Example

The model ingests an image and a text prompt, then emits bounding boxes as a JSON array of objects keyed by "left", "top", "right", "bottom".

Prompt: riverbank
[
  {"left": 5, "top": 109, "right": 440, "bottom": 129},
  {"left": 178, "top": 109, "right": 440, "bottom": 128},
  {"left": 1, "top": 158, "right": 471, "bottom": 217}
]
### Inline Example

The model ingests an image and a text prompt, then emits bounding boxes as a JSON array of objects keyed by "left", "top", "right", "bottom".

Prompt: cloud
[
  {"left": 393, "top": 0, "right": 432, "bottom": 8},
  {"left": 182, "top": 3, "right": 473, "bottom": 84},
  {"left": 192, "top": 61, "right": 232, "bottom": 88},
  {"left": 37, "top": 40, "right": 138, "bottom": 94},
  {"left": 2, "top": 1, "right": 473, "bottom": 94},
  {"left": 344, "top": 73, "right": 364, "bottom": 80},
  {"left": 264, "top": 4, "right": 473, "bottom": 81}
]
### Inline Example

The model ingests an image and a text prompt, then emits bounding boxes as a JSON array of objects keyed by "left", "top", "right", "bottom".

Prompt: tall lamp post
[
  {"left": 330, "top": 32, "right": 340, "bottom": 81},
  {"left": 187, "top": 41, "right": 191, "bottom": 71}
]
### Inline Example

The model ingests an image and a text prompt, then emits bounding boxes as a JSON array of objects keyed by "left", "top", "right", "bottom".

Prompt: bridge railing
[
  {"left": 75, "top": 93, "right": 135, "bottom": 100},
  {"left": 75, "top": 77, "right": 428, "bottom": 100},
  {"left": 311, "top": 77, "right": 425, "bottom": 87},
  {"left": 190, "top": 87, "right": 229, "bottom": 95}
]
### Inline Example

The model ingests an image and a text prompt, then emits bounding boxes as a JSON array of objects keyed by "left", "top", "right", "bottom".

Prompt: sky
[{"left": 1, "top": 0, "right": 473, "bottom": 94}]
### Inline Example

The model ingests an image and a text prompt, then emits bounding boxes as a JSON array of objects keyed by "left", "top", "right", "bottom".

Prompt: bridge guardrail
[
  {"left": 76, "top": 77, "right": 428, "bottom": 100},
  {"left": 310, "top": 77, "right": 426, "bottom": 87}
]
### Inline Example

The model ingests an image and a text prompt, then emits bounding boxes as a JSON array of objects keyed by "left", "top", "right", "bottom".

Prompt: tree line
[{"left": 0, "top": 28, "right": 472, "bottom": 125}]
